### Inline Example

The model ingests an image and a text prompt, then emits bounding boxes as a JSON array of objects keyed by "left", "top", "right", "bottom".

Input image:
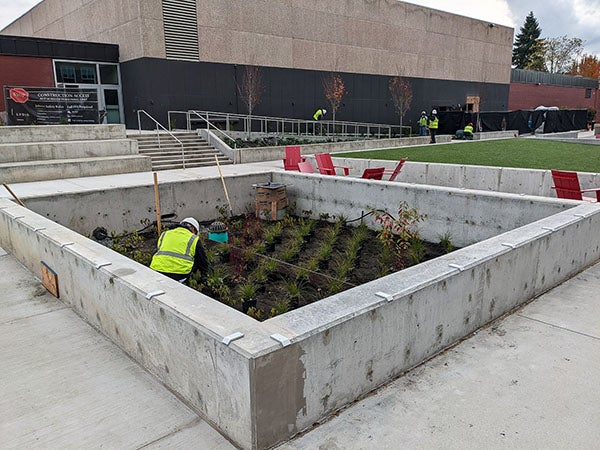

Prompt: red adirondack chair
[
  {"left": 361, "top": 167, "right": 385, "bottom": 180},
  {"left": 297, "top": 161, "right": 315, "bottom": 173},
  {"left": 283, "top": 145, "right": 306, "bottom": 171},
  {"left": 315, "top": 153, "right": 350, "bottom": 175},
  {"left": 384, "top": 158, "right": 407, "bottom": 181},
  {"left": 551, "top": 169, "right": 600, "bottom": 202}
]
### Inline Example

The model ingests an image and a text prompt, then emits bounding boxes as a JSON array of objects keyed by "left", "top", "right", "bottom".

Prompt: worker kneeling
[
  {"left": 150, "top": 217, "right": 209, "bottom": 284},
  {"left": 463, "top": 122, "right": 474, "bottom": 140}
]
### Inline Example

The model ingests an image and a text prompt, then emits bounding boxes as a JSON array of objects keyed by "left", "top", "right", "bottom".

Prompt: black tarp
[{"left": 438, "top": 109, "right": 587, "bottom": 135}]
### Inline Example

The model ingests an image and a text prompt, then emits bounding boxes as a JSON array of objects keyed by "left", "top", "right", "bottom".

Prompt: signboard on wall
[{"left": 4, "top": 86, "right": 99, "bottom": 125}]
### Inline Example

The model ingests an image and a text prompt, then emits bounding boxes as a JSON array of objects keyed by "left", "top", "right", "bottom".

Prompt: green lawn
[{"left": 336, "top": 138, "right": 600, "bottom": 172}]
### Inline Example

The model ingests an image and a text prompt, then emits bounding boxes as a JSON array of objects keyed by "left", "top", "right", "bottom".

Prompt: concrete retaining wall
[
  {"left": 2, "top": 172, "right": 599, "bottom": 449},
  {"left": 332, "top": 157, "right": 600, "bottom": 199},
  {"left": 0, "top": 139, "right": 139, "bottom": 163},
  {"left": 0, "top": 124, "right": 127, "bottom": 143},
  {"left": 0, "top": 155, "right": 152, "bottom": 184}
]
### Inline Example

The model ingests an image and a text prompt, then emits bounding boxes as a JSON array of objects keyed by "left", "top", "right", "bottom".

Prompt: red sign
[{"left": 9, "top": 87, "right": 29, "bottom": 104}]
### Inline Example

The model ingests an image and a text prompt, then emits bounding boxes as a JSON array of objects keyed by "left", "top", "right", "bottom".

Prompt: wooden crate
[{"left": 254, "top": 184, "right": 288, "bottom": 220}]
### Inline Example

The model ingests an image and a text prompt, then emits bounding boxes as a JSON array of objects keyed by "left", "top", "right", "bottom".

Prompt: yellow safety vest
[
  {"left": 150, "top": 227, "right": 198, "bottom": 274},
  {"left": 464, "top": 125, "right": 473, "bottom": 134},
  {"left": 419, "top": 116, "right": 428, "bottom": 126},
  {"left": 313, "top": 109, "right": 323, "bottom": 121},
  {"left": 429, "top": 117, "right": 439, "bottom": 129}
]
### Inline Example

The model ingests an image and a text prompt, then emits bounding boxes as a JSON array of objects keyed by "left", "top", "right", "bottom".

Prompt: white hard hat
[
  {"left": 421, "top": 111, "right": 427, "bottom": 114},
  {"left": 432, "top": 109, "right": 437, "bottom": 114},
  {"left": 322, "top": 109, "right": 327, "bottom": 114},
  {"left": 181, "top": 217, "right": 200, "bottom": 233}
]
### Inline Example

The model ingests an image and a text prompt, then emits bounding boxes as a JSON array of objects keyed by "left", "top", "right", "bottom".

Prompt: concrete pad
[
  {"left": 278, "top": 263, "right": 600, "bottom": 449},
  {"left": 0, "top": 252, "right": 234, "bottom": 449}
]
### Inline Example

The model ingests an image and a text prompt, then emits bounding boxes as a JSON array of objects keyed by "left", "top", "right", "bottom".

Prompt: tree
[
  {"left": 544, "top": 36, "right": 584, "bottom": 74},
  {"left": 237, "top": 65, "right": 265, "bottom": 138},
  {"left": 569, "top": 54, "right": 600, "bottom": 78},
  {"left": 322, "top": 72, "right": 346, "bottom": 128},
  {"left": 512, "top": 12, "right": 546, "bottom": 71},
  {"left": 388, "top": 76, "right": 412, "bottom": 132}
]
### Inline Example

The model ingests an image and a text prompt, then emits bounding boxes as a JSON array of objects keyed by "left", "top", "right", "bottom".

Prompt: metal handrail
[
  {"left": 168, "top": 110, "right": 236, "bottom": 147},
  {"left": 167, "top": 109, "right": 411, "bottom": 140},
  {"left": 137, "top": 109, "right": 186, "bottom": 169}
]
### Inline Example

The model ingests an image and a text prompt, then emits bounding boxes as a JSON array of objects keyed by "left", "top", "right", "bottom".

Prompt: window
[
  {"left": 585, "top": 88, "right": 592, "bottom": 99},
  {"left": 55, "top": 62, "right": 97, "bottom": 84},
  {"left": 100, "top": 65, "right": 118, "bottom": 84},
  {"left": 80, "top": 66, "right": 97, "bottom": 83},
  {"left": 59, "top": 65, "right": 76, "bottom": 83}
]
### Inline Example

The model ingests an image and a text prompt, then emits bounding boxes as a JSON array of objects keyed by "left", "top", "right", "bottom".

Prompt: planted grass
[{"left": 337, "top": 138, "right": 600, "bottom": 172}]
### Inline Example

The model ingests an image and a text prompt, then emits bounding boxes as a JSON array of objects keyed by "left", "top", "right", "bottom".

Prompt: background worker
[
  {"left": 428, "top": 109, "right": 439, "bottom": 144},
  {"left": 463, "top": 122, "right": 474, "bottom": 139},
  {"left": 313, "top": 108, "right": 326, "bottom": 121},
  {"left": 150, "top": 217, "right": 209, "bottom": 283},
  {"left": 418, "top": 111, "right": 428, "bottom": 136}
]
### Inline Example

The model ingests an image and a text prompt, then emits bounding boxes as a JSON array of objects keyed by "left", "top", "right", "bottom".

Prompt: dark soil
[{"left": 106, "top": 213, "right": 455, "bottom": 321}]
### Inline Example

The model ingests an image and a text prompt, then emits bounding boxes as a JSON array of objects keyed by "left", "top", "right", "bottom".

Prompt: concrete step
[
  {"left": 138, "top": 144, "right": 213, "bottom": 152},
  {"left": 140, "top": 149, "right": 217, "bottom": 157},
  {"left": 0, "top": 155, "right": 152, "bottom": 183}
]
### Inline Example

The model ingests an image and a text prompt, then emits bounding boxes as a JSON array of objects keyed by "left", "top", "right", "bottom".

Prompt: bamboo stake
[
  {"left": 2, "top": 184, "right": 25, "bottom": 207},
  {"left": 215, "top": 154, "right": 233, "bottom": 216},
  {"left": 153, "top": 172, "right": 162, "bottom": 236}
]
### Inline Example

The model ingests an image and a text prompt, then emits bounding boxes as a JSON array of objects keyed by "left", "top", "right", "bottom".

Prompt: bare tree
[
  {"left": 388, "top": 76, "right": 413, "bottom": 134},
  {"left": 545, "top": 36, "right": 584, "bottom": 74},
  {"left": 237, "top": 65, "right": 265, "bottom": 137},
  {"left": 322, "top": 72, "right": 346, "bottom": 132}
]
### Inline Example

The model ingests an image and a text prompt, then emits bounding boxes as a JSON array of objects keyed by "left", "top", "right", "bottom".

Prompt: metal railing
[
  {"left": 137, "top": 110, "right": 186, "bottom": 169},
  {"left": 168, "top": 110, "right": 236, "bottom": 147},
  {"left": 167, "top": 110, "right": 411, "bottom": 140}
]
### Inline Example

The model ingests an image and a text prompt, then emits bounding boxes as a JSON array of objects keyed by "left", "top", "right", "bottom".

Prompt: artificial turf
[{"left": 335, "top": 138, "right": 600, "bottom": 172}]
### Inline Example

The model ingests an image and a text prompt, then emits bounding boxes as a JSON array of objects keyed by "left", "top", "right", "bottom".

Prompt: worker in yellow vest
[
  {"left": 313, "top": 108, "right": 327, "bottom": 121},
  {"left": 418, "top": 111, "right": 429, "bottom": 136},
  {"left": 428, "top": 109, "right": 439, "bottom": 144},
  {"left": 150, "top": 217, "right": 209, "bottom": 283},
  {"left": 463, "top": 122, "right": 474, "bottom": 139}
]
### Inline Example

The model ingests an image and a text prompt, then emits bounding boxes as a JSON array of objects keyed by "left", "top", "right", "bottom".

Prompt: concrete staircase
[
  {"left": 0, "top": 124, "right": 151, "bottom": 184},
  {"left": 131, "top": 132, "right": 232, "bottom": 170}
]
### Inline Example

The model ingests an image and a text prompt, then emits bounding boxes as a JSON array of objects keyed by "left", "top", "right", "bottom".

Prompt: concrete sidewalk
[
  {"left": 0, "top": 248, "right": 234, "bottom": 450},
  {"left": 1, "top": 250, "right": 599, "bottom": 449}
]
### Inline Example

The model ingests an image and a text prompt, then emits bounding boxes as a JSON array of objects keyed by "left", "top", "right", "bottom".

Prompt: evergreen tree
[{"left": 512, "top": 12, "right": 546, "bottom": 71}]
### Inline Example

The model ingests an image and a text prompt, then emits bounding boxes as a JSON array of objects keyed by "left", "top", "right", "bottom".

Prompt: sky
[{"left": 1, "top": 0, "right": 599, "bottom": 57}]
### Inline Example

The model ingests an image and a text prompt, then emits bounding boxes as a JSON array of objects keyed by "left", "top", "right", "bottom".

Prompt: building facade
[
  {"left": 2, "top": 0, "right": 514, "bottom": 128},
  {"left": 509, "top": 69, "right": 599, "bottom": 114},
  {"left": 0, "top": 35, "right": 121, "bottom": 124}
]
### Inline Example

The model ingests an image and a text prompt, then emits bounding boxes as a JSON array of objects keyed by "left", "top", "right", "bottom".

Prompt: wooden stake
[
  {"left": 153, "top": 172, "right": 162, "bottom": 236},
  {"left": 215, "top": 154, "right": 233, "bottom": 216},
  {"left": 2, "top": 184, "right": 25, "bottom": 207}
]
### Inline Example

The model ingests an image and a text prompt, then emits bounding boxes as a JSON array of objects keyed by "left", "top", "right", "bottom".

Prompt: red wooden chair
[
  {"left": 283, "top": 145, "right": 306, "bottom": 171},
  {"left": 297, "top": 161, "right": 315, "bottom": 173},
  {"left": 361, "top": 167, "right": 385, "bottom": 180},
  {"left": 384, "top": 157, "right": 407, "bottom": 181},
  {"left": 315, "top": 153, "right": 350, "bottom": 175},
  {"left": 551, "top": 169, "right": 600, "bottom": 202}
]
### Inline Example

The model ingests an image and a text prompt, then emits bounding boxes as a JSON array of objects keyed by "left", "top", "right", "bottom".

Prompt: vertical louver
[{"left": 162, "top": 0, "right": 199, "bottom": 61}]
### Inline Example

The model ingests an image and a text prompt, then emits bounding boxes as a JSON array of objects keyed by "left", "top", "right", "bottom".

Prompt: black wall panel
[{"left": 121, "top": 57, "right": 509, "bottom": 130}]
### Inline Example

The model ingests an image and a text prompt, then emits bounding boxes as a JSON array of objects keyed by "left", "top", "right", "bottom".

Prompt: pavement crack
[
  {"left": 517, "top": 314, "right": 600, "bottom": 341},
  {"left": 137, "top": 417, "right": 204, "bottom": 449},
  {"left": 0, "top": 306, "right": 69, "bottom": 326}
]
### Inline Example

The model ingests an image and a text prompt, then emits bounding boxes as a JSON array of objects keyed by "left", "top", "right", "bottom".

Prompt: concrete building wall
[
  {"left": 509, "top": 82, "right": 600, "bottom": 111},
  {"left": 1, "top": 0, "right": 164, "bottom": 62},
  {"left": 196, "top": 0, "right": 513, "bottom": 83},
  {"left": 3, "top": 0, "right": 513, "bottom": 84}
]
